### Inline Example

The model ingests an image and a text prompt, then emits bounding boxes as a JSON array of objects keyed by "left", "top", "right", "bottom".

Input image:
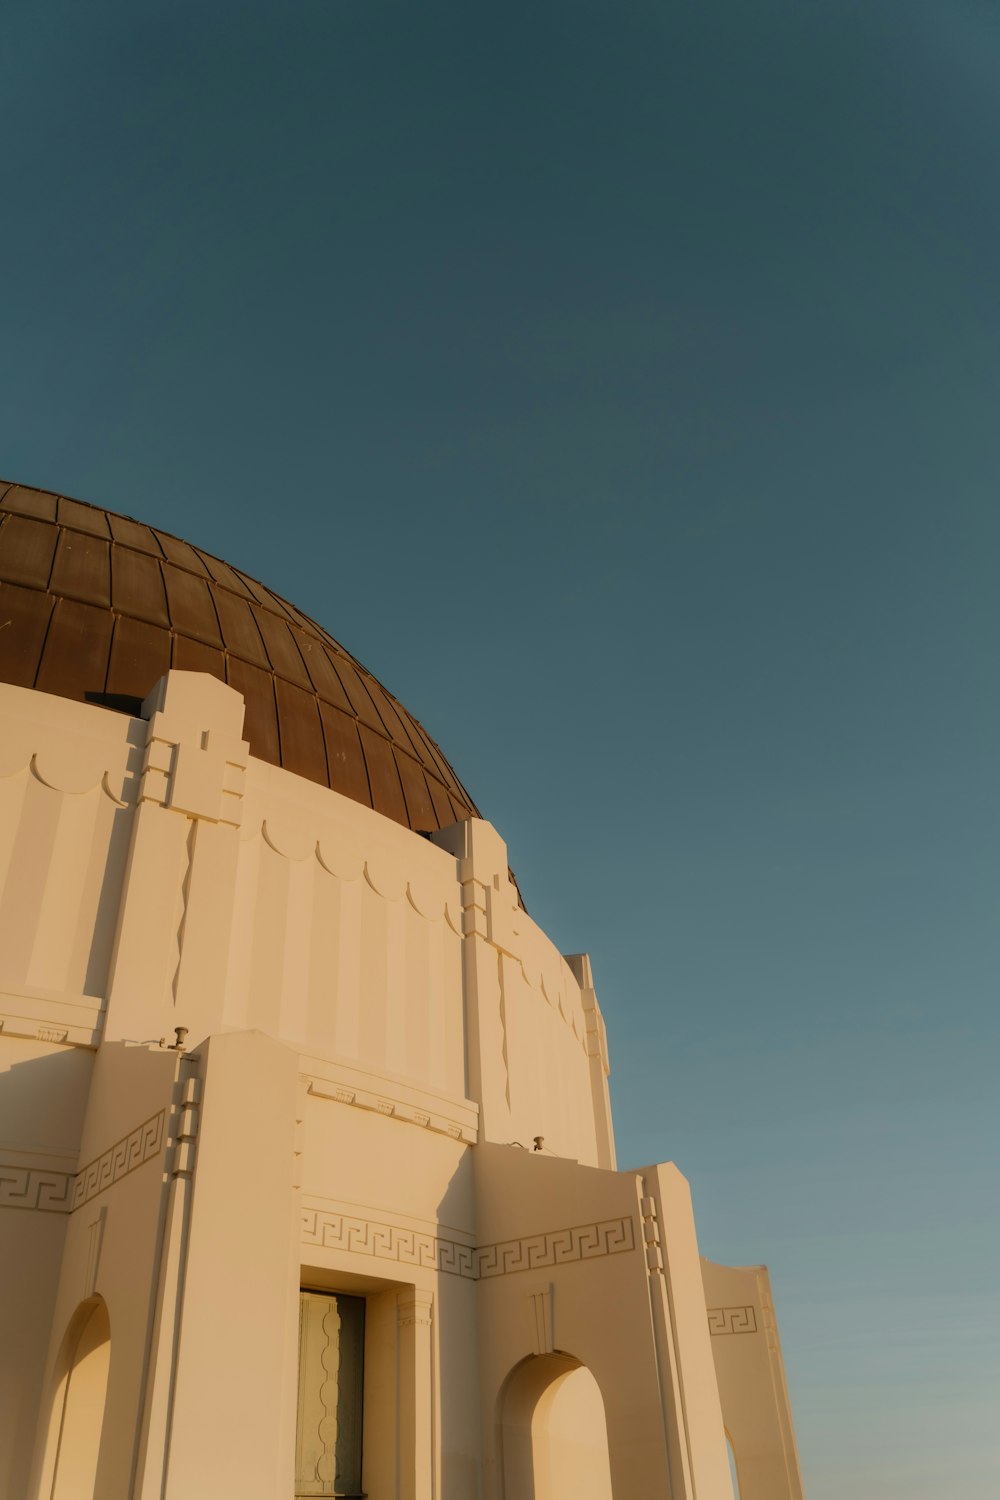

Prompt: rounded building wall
[
  {"left": 0, "top": 669, "right": 613, "bottom": 1168},
  {"left": 0, "top": 477, "right": 610, "bottom": 1166},
  {"left": 0, "top": 661, "right": 628, "bottom": 1500}
]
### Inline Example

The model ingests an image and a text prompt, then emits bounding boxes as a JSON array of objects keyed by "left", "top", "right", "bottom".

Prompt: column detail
[
  {"left": 397, "top": 1289, "right": 434, "bottom": 1500},
  {"left": 102, "top": 671, "right": 248, "bottom": 1046}
]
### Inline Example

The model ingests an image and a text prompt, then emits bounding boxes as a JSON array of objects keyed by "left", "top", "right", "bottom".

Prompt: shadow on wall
[
  {"left": 82, "top": 743, "right": 140, "bottom": 998},
  {"left": 499, "top": 1352, "right": 613, "bottom": 1500},
  {"left": 0, "top": 1045, "right": 94, "bottom": 1495},
  {"left": 0, "top": 712, "right": 143, "bottom": 1004},
  {"left": 2, "top": 1039, "right": 183, "bottom": 1500},
  {"left": 433, "top": 1141, "right": 480, "bottom": 1500},
  {"left": 1, "top": 1046, "right": 94, "bottom": 1162}
]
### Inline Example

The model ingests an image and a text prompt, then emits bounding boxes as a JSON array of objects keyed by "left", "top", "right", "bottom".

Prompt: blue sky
[{"left": 2, "top": 2, "right": 998, "bottom": 1493}]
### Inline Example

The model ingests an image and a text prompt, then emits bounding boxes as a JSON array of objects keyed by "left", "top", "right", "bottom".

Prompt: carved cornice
[
  {"left": 303, "top": 1061, "right": 478, "bottom": 1145},
  {"left": 0, "top": 987, "right": 106, "bottom": 1049},
  {"left": 397, "top": 1289, "right": 434, "bottom": 1327}
]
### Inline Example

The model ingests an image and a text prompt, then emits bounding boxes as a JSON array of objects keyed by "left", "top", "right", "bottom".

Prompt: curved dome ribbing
[{"left": 0, "top": 478, "right": 479, "bottom": 834}]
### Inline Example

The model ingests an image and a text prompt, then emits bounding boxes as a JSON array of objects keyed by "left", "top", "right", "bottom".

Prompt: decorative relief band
[
  {"left": 707, "top": 1305, "right": 758, "bottom": 1336},
  {"left": 72, "top": 1111, "right": 166, "bottom": 1211},
  {"left": 302, "top": 1208, "right": 478, "bottom": 1280},
  {"left": 0, "top": 716, "right": 133, "bottom": 805},
  {"left": 301, "top": 1207, "right": 636, "bottom": 1281},
  {"left": 397, "top": 1290, "right": 434, "bottom": 1328},
  {"left": 478, "top": 1216, "right": 635, "bottom": 1278},
  {"left": 260, "top": 816, "right": 462, "bottom": 932},
  {"left": 0, "top": 989, "right": 106, "bottom": 1051},
  {"left": 0, "top": 1166, "right": 74, "bottom": 1213},
  {"left": 140, "top": 708, "right": 248, "bottom": 826},
  {"left": 306, "top": 1079, "right": 476, "bottom": 1144},
  {"left": 37, "top": 1025, "right": 70, "bottom": 1043},
  {"left": 1, "top": 1111, "right": 167, "bottom": 1215}
]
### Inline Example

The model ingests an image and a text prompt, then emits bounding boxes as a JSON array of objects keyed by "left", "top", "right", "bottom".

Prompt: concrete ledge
[
  {"left": 0, "top": 987, "right": 105, "bottom": 1049},
  {"left": 301, "top": 1051, "right": 479, "bottom": 1144}
]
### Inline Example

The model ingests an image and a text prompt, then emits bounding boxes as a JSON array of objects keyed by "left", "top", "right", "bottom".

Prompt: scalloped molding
[
  {"left": 0, "top": 718, "right": 136, "bottom": 806},
  {"left": 256, "top": 817, "right": 463, "bottom": 932}
]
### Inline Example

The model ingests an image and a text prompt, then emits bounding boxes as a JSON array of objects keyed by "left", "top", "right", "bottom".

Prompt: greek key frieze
[
  {"left": 302, "top": 1207, "right": 478, "bottom": 1280},
  {"left": 707, "top": 1304, "right": 758, "bottom": 1335},
  {"left": 301, "top": 1207, "right": 636, "bottom": 1281},
  {"left": 0, "top": 1166, "right": 74, "bottom": 1213},
  {"left": 477, "top": 1215, "right": 636, "bottom": 1278},
  {"left": 0, "top": 1111, "right": 166, "bottom": 1216},
  {"left": 71, "top": 1111, "right": 167, "bottom": 1212}
]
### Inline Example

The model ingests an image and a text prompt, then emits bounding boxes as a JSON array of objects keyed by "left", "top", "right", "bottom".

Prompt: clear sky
[{"left": 3, "top": 3, "right": 998, "bottom": 1494}]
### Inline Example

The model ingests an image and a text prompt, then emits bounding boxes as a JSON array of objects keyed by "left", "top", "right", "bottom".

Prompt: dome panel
[
  {"left": 36, "top": 598, "right": 115, "bottom": 700},
  {"left": 107, "top": 615, "right": 172, "bottom": 701},
  {"left": 0, "top": 478, "right": 479, "bottom": 835},
  {"left": 50, "top": 531, "right": 111, "bottom": 607},
  {"left": 111, "top": 546, "right": 170, "bottom": 626},
  {"left": 0, "top": 581, "right": 52, "bottom": 687},
  {"left": 0, "top": 514, "right": 57, "bottom": 589}
]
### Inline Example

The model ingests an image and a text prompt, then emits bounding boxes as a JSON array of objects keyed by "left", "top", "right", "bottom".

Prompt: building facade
[{"left": 0, "top": 479, "right": 805, "bottom": 1499}]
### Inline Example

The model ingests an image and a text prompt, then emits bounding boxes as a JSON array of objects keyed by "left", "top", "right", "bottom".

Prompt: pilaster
[
  {"left": 397, "top": 1288, "right": 435, "bottom": 1500},
  {"left": 639, "top": 1164, "right": 734, "bottom": 1500},
  {"left": 431, "top": 821, "right": 518, "bottom": 1142},
  {"left": 160, "top": 1029, "right": 300, "bottom": 1499},
  {"left": 565, "top": 951, "right": 616, "bottom": 1169},
  {"left": 102, "top": 671, "right": 248, "bottom": 1047}
]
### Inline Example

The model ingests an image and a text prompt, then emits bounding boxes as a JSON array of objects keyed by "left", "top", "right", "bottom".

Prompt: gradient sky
[{"left": 3, "top": 3, "right": 998, "bottom": 1494}]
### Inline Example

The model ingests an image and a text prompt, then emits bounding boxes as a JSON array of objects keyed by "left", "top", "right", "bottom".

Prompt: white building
[{"left": 0, "top": 478, "right": 805, "bottom": 1499}]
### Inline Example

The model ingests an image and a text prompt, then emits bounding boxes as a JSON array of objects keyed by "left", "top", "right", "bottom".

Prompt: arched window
[
  {"left": 500, "top": 1353, "right": 613, "bottom": 1500},
  {"left": 42, "top": 1298, "right": 112, "bottom": 1500}
]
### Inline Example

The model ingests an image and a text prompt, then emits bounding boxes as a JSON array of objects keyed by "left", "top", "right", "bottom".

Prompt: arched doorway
[
  {"left": 500, "top": 1353, "right": 613, "bottom": 1500},
  {"left": 41, "top": 1298, "right": 111, "bottom": 1500}
]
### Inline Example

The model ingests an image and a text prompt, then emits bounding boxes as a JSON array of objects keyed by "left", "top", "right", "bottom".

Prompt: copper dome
[{"left": 0, "top": 478, "right": 479, "bottom": 834}]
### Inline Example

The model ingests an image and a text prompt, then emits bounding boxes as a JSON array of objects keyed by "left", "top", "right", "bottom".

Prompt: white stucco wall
[
  {"left": 0, "top": 672, "right": 804, "bottom": 1500},
  {"left": 0, "top": 673, "right": 611, "bottom": 1167},
  {"left": 0, "top": 684, "right": 137, "bottom": 1037}
]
